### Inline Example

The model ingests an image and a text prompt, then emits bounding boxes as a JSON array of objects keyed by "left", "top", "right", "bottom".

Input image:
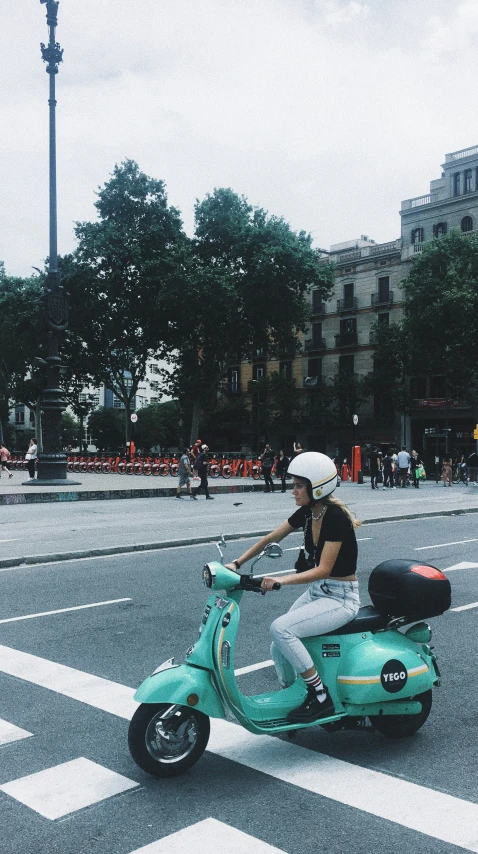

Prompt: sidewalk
[
  {"left": 0, "top": 471, "right": 268, "bottom": 506},
  {"left": 1, "top": 477, "right": 477, "bottom": 569}
]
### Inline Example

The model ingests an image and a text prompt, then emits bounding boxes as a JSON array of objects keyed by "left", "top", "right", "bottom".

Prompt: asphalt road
[
  {"left": 1, "top": 480, "right": 478, "bottom": 562},
  {"left": 0, "top": 513, "right": 477, "bottom": 854}
]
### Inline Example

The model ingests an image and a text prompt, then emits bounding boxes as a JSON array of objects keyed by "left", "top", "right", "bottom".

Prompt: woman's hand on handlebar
[
  {"left": 261, "top": 576, "right": 281, "bottom": 593},
  {"left": 224, "top": 562, "right": 239, "bottom": 573}
]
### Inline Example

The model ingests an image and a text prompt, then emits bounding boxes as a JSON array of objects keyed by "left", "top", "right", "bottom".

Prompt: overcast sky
[{"left": 1, "top": 0, "right": 477, "bottom": 276}]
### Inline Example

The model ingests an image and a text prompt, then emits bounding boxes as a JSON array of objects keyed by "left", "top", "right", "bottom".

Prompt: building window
[
  {"left": 343, "top": 282, "right": 354, "bottom": 309},
  {"left": 312, "top": 322, "right": 323, "bottom": 345},
  {"left": 464, "top": 170, "right": 473, "bottom": 193},
  {"left": 150, "top": 364, "right": 160, "bottom": 375},
  {"left": 378, "top": 313, "right": 389, "bottom": 328},
  {"left": 338, "top": 354, "right": 354, "bottom": 375},
  {"left": 229, "top": 367, "right": 239, "bottom": 392},
  {"left": 453, "top": 173, "right": 461, "bottom": 196},
  {"left": 15, "top": 407, "right": 25, "bottom": 424},
  {"left": 461, "top": 216, "right": 473, "bottom": 233},
  {"left": 312, "top": 290, "right": 323, "bottom": 313},
  {"left": 112, "top": 395, "right": 125, "bottom": 409},
  {"left": 340, "top": 317, "right": 356, "bottom": 337},
  {"left": 411, "top": 227, "right": 424, "bottom": 244},
  {"left": 433, "top": 222, "right": 447, "bottom": 238},
  {"left": 280, "top": 361, "right": 292, "bottom": 381},
  {"left": 378, "top": 276, "right": 390, "bottom": 302},
  {"left": 429, "top": 376, "right": 445, "bottom": 397},
  {"left": 410, "top": 377, "right": 427, "bottom": 398},
  {"left": 253, "top": 364, "right": 265, "bottom": 381},
  {"left": 307, "top": 358, "right": 321, "bottom": 378}
]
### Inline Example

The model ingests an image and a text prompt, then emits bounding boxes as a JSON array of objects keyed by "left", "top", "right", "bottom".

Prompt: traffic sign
[
  {"left": 352, "top": 414, "right": 358, "bottom": 426},
  {"left": 130, "top": 413, "right": 138, "bottom": 423}
]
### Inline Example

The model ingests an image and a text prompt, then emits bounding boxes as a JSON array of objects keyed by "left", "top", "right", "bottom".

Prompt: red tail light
[{"left": 411, "top": 565, "right": 447, "bottom": 580}]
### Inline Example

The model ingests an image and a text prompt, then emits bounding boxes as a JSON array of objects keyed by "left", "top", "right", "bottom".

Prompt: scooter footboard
[{"left": 134, "top": 663, "right": 226, "bottom": 720}]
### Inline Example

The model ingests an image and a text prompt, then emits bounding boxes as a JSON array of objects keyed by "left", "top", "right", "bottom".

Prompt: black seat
[{"left": 327, "top": 605, "right": 389, "bottom": 635}]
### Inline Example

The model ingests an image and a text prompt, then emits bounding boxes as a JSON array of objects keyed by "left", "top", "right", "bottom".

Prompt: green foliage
[
  {"left": 61, "top": 160, "right": 187, "bottom": 439},
  {"left": 0, "top": 276, "right": 44, "bottom": 424},
  {"left": 87, "top": 407, "right": 125, "bottom": 451},
  {"left": 135, "top": 401, "right": 181, "bottom": 451},
  {"left": 167, "top": 188, "right": 334, "bottom": 439},
  {"left": 200, "top": 396, "right": 252, "bottom": 449},
  {"left": 61, "top": 412, "right": 81, "bottom": 448},
  {"left": 402, "top": 232, "right": 478, "bottom": 398}
]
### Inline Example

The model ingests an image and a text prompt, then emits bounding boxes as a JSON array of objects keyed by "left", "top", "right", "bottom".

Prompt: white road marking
[
  {"left": 415, "top": 538, "right": 478, "bottom": 551},
  {"left": 0, "top": 757, "right": 138, "bottom": 820},
  {"left": 444, "top": 561, "right": 478, "bottom": 572},
  {"left": 127, "top": 818, "right": 286, "bottom": 854},
  {"left": 0, "top": 598, "right": 132, "bottom": 625},
  {"left": 1, "top": 644, "right": 478, "bottom": 850},
  {"left": 0, "top": 718, "right": 33, "bottom": 746},
  {"left": 451, "top": 601, "right": 478, "bottom": 612},
  {"left": 0, "top": 539, "right": 19, "bottom": 543},
  {"left": 208, "top": 719, "right": 478, "bottom": 853},
  {"left": 235, "top": 659, "right": 273, "bottom": 676}
]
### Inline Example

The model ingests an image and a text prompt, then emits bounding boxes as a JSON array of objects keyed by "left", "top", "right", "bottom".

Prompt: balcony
[
  {"left": 304, "top": 338, "right": 326, "bottom": 352},
  {"left": 337, "top": 297, "right": 358, "bottom": 313},
  {"left": 445, "top": 145, "right": 478, "bottom": 162},
  {"left": 401, "top": 194, "right": 436, "bottom": 211},
  {"left": 333, "top": 372, "right": 358, "bottom": 384},
  {"left": 250, "top": 346, "right": 267, "bottom": 359},
  {"left": 334, "top": 333, "right": 358, "bottom": 348},
  {"left": 371, "top": 290, "right": 394, "bottom": 307}
]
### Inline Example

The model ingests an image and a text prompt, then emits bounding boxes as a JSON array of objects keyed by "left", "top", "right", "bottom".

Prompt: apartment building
[{"left": 233, "top": 145, "right": 478, "bottom": 460}]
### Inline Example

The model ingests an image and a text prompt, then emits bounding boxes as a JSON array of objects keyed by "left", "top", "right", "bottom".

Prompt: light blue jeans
[{"left": 270, "top": 579, "right": 360, "bottom": 687}]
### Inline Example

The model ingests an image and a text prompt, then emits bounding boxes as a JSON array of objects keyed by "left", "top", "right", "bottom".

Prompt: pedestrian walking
[
  {"left": 260, "top": 443, "right": 276, "bottom": 492},
  {"left": 397, "top": 446, "right": 410, "bottom": 488},
  {"left": 369, "top": 446, "right": 380, "bottom": 490},
  {"left": 382, "top": 451, "right": 395, "bottom": 489},
  {"left": 340, "top": 459, "right": 350, "bottom": 482},
  {"left": 410, "top": 450, "right": 423, "bottom": 489},
  {"left": 194, "top": 445, "right": 214, "bottom": 499},
  {"left": 25, "top": 438, "right": 37, "bottom": 480},
  {"left": 275, "top": 449, "right": 290, "bottom": 493},
  {"left": 175, "top": 448, "right": 197, "bottom": 500},
  {"left": 441, "top": 457, "right": 452, "bottom": 487},
  {"left": 0, "top": 443, "right": 13, "bottom": 478}
]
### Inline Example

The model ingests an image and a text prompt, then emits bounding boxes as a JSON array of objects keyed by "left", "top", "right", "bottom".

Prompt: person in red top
[
  {"left": 0, "top": 444, "right": 13, "bottom": 478},
  {"left": 190, "top": 439, "right": 202, "bottom": 462}
]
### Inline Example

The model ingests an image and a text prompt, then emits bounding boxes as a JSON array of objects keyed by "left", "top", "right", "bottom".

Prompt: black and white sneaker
[{"left": 287, "top": 688, "right": 335, "bottom": 723}]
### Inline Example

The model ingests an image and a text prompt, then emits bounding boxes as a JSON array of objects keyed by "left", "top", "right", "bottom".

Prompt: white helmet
[{"left": 288, "top": 451, "right": 337, "bottom": 500}]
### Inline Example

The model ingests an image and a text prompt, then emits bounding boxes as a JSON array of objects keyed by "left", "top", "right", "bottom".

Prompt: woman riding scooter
[{"left": 225, "top": 452, "right": 360, "bottom": 724}]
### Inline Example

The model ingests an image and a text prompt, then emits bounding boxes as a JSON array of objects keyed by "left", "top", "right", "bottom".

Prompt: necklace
[{"left": 311, "top": 505, "right": 326, "bottom": 521}]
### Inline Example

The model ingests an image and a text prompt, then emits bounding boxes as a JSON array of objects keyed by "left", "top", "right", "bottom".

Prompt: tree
[
  {"left": 87, "top": 407, "right": 125, "bottom": 451},
  {"left": 401, "top": 232, "right": 478, "bottom": 401},
  {"left": 166, "top": 188, "right": 334, "bottom": 443},
  {"left": 61, "top": 160, "right": 187, "bottom": 442},
  {"left": 61, "top": 412, "right": 81, "bottom": 449},
  {"left": 135, "top": 401, "right": 181, "bottom": 451}
]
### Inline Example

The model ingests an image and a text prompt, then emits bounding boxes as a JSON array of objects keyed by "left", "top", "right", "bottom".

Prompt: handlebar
[{"left": 235, "top": 575, "right": 281, "bottom": 594}]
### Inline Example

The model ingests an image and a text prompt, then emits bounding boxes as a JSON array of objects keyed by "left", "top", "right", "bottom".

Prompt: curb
[
  {"left": 0, "top": 481, "right": 284, "bottom": 506},
  {"left": 1, "top": 505, "right": 477, "bottom": 569}
]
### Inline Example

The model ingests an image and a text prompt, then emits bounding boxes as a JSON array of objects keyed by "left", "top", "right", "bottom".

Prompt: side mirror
[{"left": 264, "top": 543, "right": 283, "bottom": 559}]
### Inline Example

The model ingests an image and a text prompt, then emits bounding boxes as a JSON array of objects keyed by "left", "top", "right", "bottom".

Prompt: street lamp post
[{"left": 28, "top": 1, "right": 77, "bottom": 484}]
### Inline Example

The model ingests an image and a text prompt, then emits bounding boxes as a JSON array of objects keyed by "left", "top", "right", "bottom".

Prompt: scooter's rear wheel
[
  {"left": 369, "top": 690, "right": 432, "bottom": 738},
  {"left": 128, "top": 703, "right": 210, "bottom": 777}
]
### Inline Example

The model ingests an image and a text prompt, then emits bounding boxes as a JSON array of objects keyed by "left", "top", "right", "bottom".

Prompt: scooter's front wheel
[
  {"left": 369, "top": 690, "right": 432, "bottom": 738},
  {"left": 128, "top": 703, "right": 210, "bottom": 777}
]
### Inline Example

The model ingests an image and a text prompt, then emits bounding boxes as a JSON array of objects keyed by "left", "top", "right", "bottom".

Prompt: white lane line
[
  {"left": 415, "top": 538, "right": 478, "bottom": 551},
  {"left": 0, "top": 539, "right": 19, "bottom": 543},
  {"left": 0, "top": 598, "right": 131, "bottom": 625},
  {"left": 1, "top": 645, "right": 478, "bottom": 851},
  {"left": 0, "top": 718, "right": 33, "bottom": 746},
  {"left": 127, "top": 818, "right": 286, "bottom": 854},
  {"left": 452, "top": 602, "right": 478, "bottom": 612},
  {"left": 235, "top": 660, "right": 273, "bottom": 676},
  {"left": 444, "top": 562, "right": 478, "bottom": 572},
  {"left": 0, "top": 757, "right": 138, "bottom": 820}
]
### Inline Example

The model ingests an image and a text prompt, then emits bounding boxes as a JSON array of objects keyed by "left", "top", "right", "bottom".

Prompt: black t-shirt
[{"left": 288, "top": 504, "right": 357, "bottom": 578}]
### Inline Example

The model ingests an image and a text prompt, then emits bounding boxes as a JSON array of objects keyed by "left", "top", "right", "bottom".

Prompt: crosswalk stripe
[
  {"left": 0, "top": 717, "right": 33, "bottom": 746},
  {"left": 1, "top": 643, "right": 478, "bottom": 852},
  {"left": 0, "top": 757, "right": 138, "bottom": 820},
  {"left": 127, "top": 818, "right": 287, "bottom": 853}
]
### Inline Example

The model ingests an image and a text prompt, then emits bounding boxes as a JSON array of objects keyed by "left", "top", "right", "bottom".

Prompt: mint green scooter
[{"left": 128, "top": 537, "right": 451, "bottom": 777}]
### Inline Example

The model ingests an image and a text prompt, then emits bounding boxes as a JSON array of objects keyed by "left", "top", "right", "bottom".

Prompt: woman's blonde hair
[{"left": 322, "top": 494, "right": 361, "bottom": 529}]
